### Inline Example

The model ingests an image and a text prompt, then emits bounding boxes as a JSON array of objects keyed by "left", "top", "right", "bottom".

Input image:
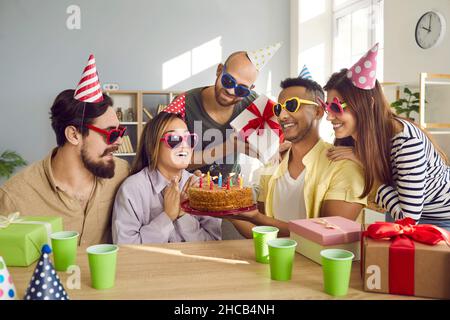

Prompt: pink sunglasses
[
  {"left": 160, "top": 132, "right": 198, "bottom": 149},
  {"left": 318, "top": 97, "right": 348, "bottom": 115}
]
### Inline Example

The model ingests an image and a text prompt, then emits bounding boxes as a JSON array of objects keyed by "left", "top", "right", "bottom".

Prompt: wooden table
[{"left": 9, "top": 239, "right": 421, "bottom": 300}]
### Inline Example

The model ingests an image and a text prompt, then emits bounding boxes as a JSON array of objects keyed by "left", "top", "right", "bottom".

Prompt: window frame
[{"left": 332, "top": 0, "right": 384, "bottom": 76}]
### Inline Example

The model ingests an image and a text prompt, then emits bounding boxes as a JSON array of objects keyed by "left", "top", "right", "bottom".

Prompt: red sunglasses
[
  {"left": 160, "top": 132, "right": 198, "bottom": 149},
  {"left": 85, "top": 124, "right": 127, "bottom": 144},
  {"left": 318, "top": 97, "right": 348, "bottom": 115}
]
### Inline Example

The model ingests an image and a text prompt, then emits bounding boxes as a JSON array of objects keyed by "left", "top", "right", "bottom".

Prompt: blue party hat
[
  {"left": 298, "top": 64, "right": 313, "bottom": 80},
  {"left": 24, "top": 245, "right": 69, "bottom": 300}
]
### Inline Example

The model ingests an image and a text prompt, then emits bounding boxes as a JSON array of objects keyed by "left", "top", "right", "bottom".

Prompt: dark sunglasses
[
  {"left": 85, "top": 124, "right": 127, "bottom": 144},
  {"left": 273, "top": 97, "right": 319, "bottom": 117},
  {"left": 160, "top": 132, "right": 198, "bottom": 149},
  {"left": 221, "top": 65, "right": 252, "bottom": 98},
  {"left": 318, "top": 97, "right": 348, "bottom": 115}
]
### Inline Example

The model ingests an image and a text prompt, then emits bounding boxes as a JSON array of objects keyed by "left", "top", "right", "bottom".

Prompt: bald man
[{"left": 184, "top": 52, "right": 259, "bottom": 180}]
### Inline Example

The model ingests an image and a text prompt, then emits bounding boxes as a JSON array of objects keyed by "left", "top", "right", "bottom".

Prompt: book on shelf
[
  {"left": 143, "top": 108, "right": 153, "bottom": 121},
  {"left": 126, "top": 136, "right": 134, "bottom": 153},
  {"left": 116, "top": 136, "right": 134, "bottom": 154},
  {"left": 157, "top": 104, "right": 167, "bottom": 114}
]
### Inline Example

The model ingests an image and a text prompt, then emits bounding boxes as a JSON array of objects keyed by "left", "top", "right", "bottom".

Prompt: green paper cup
[
  {"left": 252, "top": 226, "right": 279, "bottom": 264},
  {"left": 267, "top": 239, "right": 297, "bottom": 281},
  {"left": 86, "top": 244, "right": 119, "bottom": 290},
  {"left": 320, "top": 249, "right": 354, "bottom": 297},
  {"left": 50, "top": 231, "right": 79, "bottom": 271}
]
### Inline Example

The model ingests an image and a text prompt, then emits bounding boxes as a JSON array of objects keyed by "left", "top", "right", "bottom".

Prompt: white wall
[
  {"left": 291, "top": 0, "right": 333, "bottom": 85},
  {"left": 384, "top": 0, "right": 450, "bottom": 83},
  {"left": 0, "top": 0, "right": 290, "bottom": 165},
  {"left": 384, "top": 0, "right": 450, "bottom": 157},
  {"left": 290, "top": 0, "right": 334, "bottom": 142}
]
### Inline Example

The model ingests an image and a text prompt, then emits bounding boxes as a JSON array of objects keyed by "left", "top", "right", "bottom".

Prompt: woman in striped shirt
[{"left": 322, "top": 68, "right": 450, "bottom": 231}]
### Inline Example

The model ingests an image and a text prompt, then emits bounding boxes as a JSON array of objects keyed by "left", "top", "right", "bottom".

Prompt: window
[{"left": 333, "top": 0, "right": 384, "bottom": 81}]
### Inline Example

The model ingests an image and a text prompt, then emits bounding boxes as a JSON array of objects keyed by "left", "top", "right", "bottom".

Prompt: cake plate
[{"left": 181, "top": 200, "right": 257, "bottom": 217}]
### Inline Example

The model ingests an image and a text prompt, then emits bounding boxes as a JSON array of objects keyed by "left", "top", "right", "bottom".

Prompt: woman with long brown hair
[
  {"left": 111, "top": 111, "right": 222, "bottom": 243},
  {"left": 322, "top": 44, "right": 450, "bottom": 231}
]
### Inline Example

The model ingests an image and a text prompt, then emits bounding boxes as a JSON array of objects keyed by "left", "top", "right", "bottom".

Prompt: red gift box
[{"left": 362, "top": 218, "right": 450, "bottom": 299}]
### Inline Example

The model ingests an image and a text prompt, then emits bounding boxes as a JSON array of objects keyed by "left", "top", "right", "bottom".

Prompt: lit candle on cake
[
  {"left": 218, "top": 173, "right": 222, "bottom": 188},
  {"left": 206, "top": 171, "right": 211, "bottom": 186},
  {"left": 209, "top": 181, "right": 214, "bottom": 190},
  {"left": 229, "top": 177, "right": 233, "bottom": 187},
  {"left": 239, "top": 174, "right": 243, "bottom": 189},
  {"left": 199, "top": 176, "right": 203, "bottom": 188},
  {"left": 226, "top": 177, "right": 230, "bottom": 190}
]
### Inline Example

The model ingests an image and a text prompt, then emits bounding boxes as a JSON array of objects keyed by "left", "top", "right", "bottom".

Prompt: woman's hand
[
  {"left": 327, "top": 146, "right": 362, "bottom": 167},
  {"left": 163, "top": 176, "right": 181, "bottom": 221},
  {"left": 180, "top": 175, "right": 199, "bottom": 204}
]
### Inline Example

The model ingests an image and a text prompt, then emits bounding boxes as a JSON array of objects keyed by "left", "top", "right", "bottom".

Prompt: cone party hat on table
[
  {"left": 0, "top": 256, "right": 16, "bottom": 300},
  {"left": 74, "top": 54, "right": 104, "bottom": 103},
  {"left": 346, "top": 43, "right": 379, "bottom": 90},
  {"left": 24, "top": 245, "right": 69, "bottom": 300},
  {"left": 246, "top": 42, "right": 282, "bottom": 71}
]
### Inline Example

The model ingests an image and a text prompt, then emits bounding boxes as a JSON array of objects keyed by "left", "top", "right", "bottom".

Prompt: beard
[
  {"left": 214, "top": 79, "right": 241, "bottom": 107},
  {"left": 81, "top": 145, "right": 118, "bottom": 179}
]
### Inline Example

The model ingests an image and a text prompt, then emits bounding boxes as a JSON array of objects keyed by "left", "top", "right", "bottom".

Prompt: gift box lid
[{"left": 288, "top": 216, "right": 361, "bottom": 246}]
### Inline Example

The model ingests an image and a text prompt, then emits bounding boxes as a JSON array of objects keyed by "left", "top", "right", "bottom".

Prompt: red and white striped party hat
[
  {"left": 346, "top": 43, "right": 379, "bottom": 90},
  {"left": 162, "top": 94, "right": 186, "bottom": 119},
  {"left": 74, "top": 54, "right": 104, "bottom": 103}
]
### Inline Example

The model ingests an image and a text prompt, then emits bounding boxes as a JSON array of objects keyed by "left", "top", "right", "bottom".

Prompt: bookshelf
[
  {"left": 105, "top": 90, "right": 181, "bottom": 163},
  {"left": 419, "top": 73, "right": 450, "bottom": 158}
]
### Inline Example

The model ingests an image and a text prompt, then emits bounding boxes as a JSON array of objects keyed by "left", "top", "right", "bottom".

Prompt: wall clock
[{"left": 415, "top": 11, "right": 446, "bottom": 49}]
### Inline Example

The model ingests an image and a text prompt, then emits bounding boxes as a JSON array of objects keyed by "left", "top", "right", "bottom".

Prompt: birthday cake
[{"left": 188, "top": 185, "right": 254, "bottom": 212}]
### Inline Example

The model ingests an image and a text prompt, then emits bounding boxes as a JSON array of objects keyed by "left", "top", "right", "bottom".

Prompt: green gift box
[{"left": 0, "top": 215, "right": 63, "bottom": 267}]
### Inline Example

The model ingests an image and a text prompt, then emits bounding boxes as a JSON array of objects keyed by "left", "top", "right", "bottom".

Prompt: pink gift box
[{"left": 289, "top": 216, "right": 362, "bottom": 246}]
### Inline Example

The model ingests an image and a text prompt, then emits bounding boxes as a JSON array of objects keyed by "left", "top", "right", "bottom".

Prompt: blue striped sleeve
[{"left": 376, "top": 137, "right": 427, "bottom": 220}]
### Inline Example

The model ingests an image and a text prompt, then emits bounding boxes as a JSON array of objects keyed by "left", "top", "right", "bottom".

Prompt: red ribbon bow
[
  {"left": 239, "top": 99, "right": 284, "bottom": 144},
  {"left": 362, "top": 218, "right": 450, "bottom": 296},
  {"left": 365, "top": 218, "right": 450, "bottom": 246}
]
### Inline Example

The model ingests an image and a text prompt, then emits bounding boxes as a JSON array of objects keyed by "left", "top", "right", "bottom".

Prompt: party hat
[
  {"left": 0, "top": 256, "right": 16, "bottom": 300},
  {"left": 24, "top": 245, "right": 69, "bottom": 300},
  {"left": 346, "top": 43, "right": 379, "bottom": 90},
  {"left": 298, "top": 64, "right": 313, "bottom": 80},
  {"left": 74, "top": 54, "right": 104, "bottom": 103},
  {"left": 162, "top": 93, "right": 186, "bottom": 119},
  {"left": 247, "top": 42, "right": 282, "bottom": 71}
]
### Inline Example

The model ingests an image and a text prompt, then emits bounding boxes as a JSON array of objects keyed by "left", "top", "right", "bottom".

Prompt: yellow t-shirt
[{"left": 258, "top": 139, "right": 367, "bottom": 219}]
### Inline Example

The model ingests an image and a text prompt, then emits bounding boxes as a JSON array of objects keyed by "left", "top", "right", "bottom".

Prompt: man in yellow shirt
[
  {"left": 227, "top": 77, "right": 367, "bottom": 238},
  {"left": 0, "top": 90, "right": 129, "bottom": 245}
]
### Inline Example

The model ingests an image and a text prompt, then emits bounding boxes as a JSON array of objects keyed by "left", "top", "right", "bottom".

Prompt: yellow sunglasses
[{"left": 273, "top": 97, "right": 319, "bottom": 117}]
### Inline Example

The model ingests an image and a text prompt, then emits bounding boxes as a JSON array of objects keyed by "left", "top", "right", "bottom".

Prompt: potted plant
[
  {"left": 390, "top": 87, "right": 422, "bottom": 120},
  {"left": 0, "top": 150, "right": 27, "bottom": 180}
]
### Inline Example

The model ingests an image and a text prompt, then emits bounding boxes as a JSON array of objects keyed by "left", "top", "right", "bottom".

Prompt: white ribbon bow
[{"left": 0, "top": 212, "right": 23, "bottom": 229}]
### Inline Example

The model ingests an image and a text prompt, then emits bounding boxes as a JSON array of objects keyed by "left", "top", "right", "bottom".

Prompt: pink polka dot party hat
[{"left": 346, "top": 43, "right": 379, "bottom": 90}]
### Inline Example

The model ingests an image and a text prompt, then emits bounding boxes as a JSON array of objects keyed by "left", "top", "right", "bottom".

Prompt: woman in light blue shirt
[{"left": 112, "top": 112, "right": 222, "bottom": 244}]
